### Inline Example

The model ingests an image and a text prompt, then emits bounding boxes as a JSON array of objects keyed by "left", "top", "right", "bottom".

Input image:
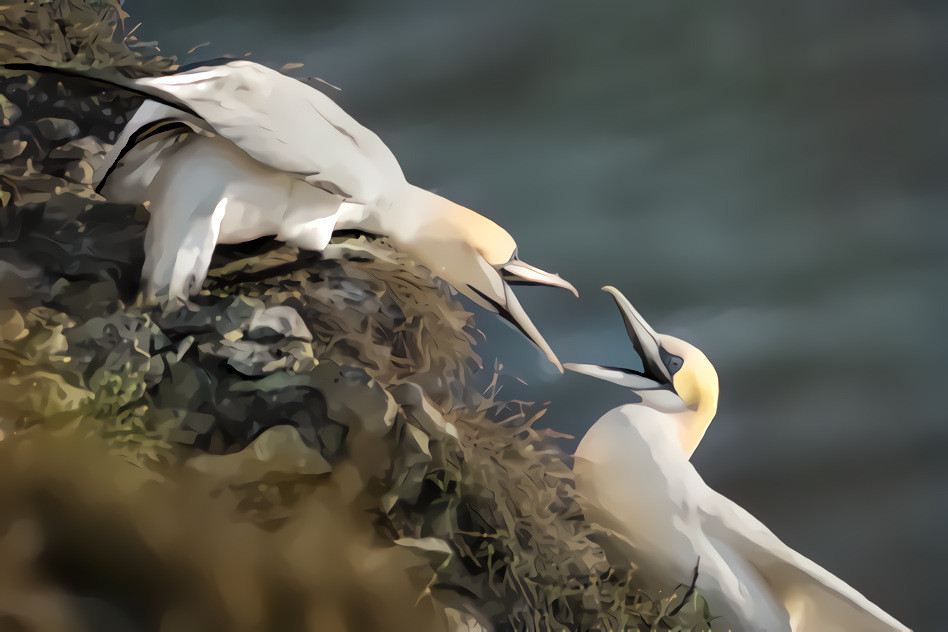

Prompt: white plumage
[
  {"left": 35, "top": 59, "right": 576, "bottom": 369},
  {"left": 567, "top": 286, "right": 910, "bottom": 632}
]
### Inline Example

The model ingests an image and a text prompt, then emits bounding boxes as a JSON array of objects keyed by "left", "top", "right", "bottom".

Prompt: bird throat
[{"left": 677, "top": 394, "right": 717, "bottom": 458}]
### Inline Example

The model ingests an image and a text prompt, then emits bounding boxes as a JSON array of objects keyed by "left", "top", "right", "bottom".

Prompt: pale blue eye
[{"left": 659, "top": 348, "right": 684, "bottom": 375}]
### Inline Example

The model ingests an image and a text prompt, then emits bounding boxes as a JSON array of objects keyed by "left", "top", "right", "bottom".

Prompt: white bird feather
[
  {"left": 568, "top": 286, "right": 910, "bottom": 632},
  {"left": 8, "top": 60, "right": 577, "bottom": 369}
]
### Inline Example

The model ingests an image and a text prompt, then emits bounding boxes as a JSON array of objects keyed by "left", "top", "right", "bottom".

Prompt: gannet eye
[{"left": 659, "top": 348, "right": 684, "bottom": 375}]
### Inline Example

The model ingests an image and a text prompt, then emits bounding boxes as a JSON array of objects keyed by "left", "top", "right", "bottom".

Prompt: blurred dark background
[{"left": 128, "top": 1, "right": 946, "bottom": 628}]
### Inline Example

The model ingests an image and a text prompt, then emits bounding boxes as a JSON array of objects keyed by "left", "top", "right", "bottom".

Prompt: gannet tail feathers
[{"left": 703, "top": 491, "right": 911, "bottom": 632}]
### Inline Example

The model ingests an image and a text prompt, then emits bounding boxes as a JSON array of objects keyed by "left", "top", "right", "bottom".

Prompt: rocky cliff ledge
[{"left": 0, "top": 2, "right": 714, "bottom": 630}]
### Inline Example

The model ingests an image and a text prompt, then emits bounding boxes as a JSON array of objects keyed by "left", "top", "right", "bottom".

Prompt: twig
[{"left": 668, "top": 557, "right": 700, "bottom": 617}]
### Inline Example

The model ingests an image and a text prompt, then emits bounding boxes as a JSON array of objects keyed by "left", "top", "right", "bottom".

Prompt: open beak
[
  {"left": 563, "top": 287, "right": 671, "bottom": 388},
  {"left": 458, "top": 253, "right": 565, "bottom": 372},
  {"left": 498, "top": 283, "right": 563, "bottom": 372},
  {"left": 563, "top": 362, "right": 665, "bottom": 390},
  {"left": 501, "top": 260, "right": 579, "bottom": 297},
  {"left": 601, "top": 286, "right": 672, "bottom": 385},
  {"left": 495, "top": 258, "right": 577, "bottom": 372}
]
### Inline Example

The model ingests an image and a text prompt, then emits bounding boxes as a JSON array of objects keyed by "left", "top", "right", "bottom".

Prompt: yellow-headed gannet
[
  {"left": 7, "top": 60, "right": 576, "bottom": 369},
  {"left": 565, "top": 286, "right": 910, "bottom": 632}
]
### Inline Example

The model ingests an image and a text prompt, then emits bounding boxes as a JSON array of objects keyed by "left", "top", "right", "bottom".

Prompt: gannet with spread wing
[
  {"left": 7, "top": 60, "right": 575, "bottom": 369},
  {"left": 566, "top": 286, "right": 909, "bottom": 632}
]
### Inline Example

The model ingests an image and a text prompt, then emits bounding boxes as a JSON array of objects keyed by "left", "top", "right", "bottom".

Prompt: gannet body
[
  {"left": 12, "top": 60, "right": 575, "bottom": 368},
  {"left": 567, "top": 287, "right": 909, "bottom": 632}
]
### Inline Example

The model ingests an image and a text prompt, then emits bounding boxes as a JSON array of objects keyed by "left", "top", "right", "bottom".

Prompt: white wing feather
[
  {"left": 700, "top": 490, "right": 910, "bottom": 632},
  {"left": 575, "top": 409, "right": 910, "bottom": 632},
  {"left": 131, "top": 60, "right": 404, "bottom": 203}
]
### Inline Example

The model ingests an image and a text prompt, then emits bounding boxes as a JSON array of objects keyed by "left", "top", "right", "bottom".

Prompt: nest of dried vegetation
[{"left": 0, "top": 2, "right": 715, "bottom": 630}]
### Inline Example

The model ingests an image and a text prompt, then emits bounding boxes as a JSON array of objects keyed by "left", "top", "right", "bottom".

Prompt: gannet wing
[
  {"left": 91, "top": 100, "right": 211, "bottom": 189},
  {"left": 133, "top": 60, "right": 404, "bottom": 203},
  {"left": 699, "top": 489, "right": 910, "bottom": 632}
]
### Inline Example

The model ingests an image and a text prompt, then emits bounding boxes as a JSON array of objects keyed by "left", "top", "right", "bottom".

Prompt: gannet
[
  {"left": 566, "top": 286, "right": 910, "bottom": 632},
  {"left": 6, "top": 60, "right": 576, "bottom": 369}
]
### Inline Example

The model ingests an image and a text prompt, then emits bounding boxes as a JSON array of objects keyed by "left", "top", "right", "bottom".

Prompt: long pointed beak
[
  {"left": 499, "top": 283, "right": 563, "bottom": 372},
  {"left": 602, "top": 286, "right": 671, "bottom": 384},
  {"left": 456, "top": 253, "right": 564, "bottom": 371},
  {"left": 563, "top": 362, "right": 664, "bottom": 390},
  {"left": 501, "top": 260, "right": 579, "bottom": 297}
]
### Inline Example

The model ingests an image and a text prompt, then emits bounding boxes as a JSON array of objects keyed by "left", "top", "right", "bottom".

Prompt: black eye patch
[{"left": 659, "top": 347, "right": 684, "bottom": 375}]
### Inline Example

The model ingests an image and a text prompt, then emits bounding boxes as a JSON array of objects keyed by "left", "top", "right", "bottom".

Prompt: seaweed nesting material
[{"left": 0, "top": 1, "right": 717, "bottom": 630}]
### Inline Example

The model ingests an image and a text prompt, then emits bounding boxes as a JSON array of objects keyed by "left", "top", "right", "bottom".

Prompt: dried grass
[{"left": 0, "top": 2, "right": 716, "bottom": 629}]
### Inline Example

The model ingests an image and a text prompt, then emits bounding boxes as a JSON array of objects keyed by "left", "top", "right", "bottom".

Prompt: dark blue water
[{"left": 130, "top": 1, "right": 947, "bottom": 628}]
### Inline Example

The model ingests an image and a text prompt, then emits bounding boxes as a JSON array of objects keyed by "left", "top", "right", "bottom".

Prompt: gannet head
[
  {"left": 565, "top": 286, "right": 718, "bottom": 418},
  {"left": 397, "top": 185, "right": 577, "bottom": 371}
]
